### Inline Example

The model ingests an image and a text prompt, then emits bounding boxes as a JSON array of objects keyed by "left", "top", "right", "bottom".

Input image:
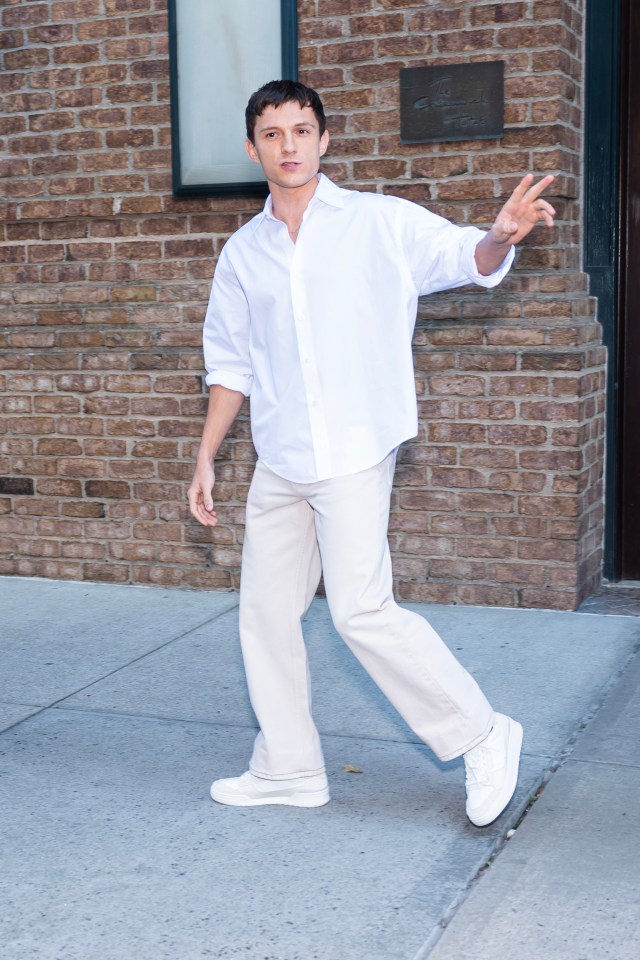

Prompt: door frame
[{"left": 584, "top": 0, "right": 624, "bottom": 579}]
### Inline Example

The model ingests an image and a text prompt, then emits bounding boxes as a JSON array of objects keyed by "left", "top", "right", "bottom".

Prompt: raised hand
[{"left": 490, "top": 173, "right": 556, "bottom": 246}]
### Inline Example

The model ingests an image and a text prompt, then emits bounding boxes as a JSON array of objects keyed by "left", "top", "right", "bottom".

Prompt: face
[{"left": 245, "top": 101, "right": 329, "bottom": 192}]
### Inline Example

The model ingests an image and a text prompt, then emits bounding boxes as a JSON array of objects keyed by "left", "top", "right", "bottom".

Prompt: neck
[{"left": 269, "top": 175, "right": 320, "bottom": 237}]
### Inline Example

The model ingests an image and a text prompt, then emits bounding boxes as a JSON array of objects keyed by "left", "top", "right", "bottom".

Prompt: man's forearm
[
  {"left": 474, "top": 232, "right": 513, "bottom": 277},
  {"left": 197, "top": 384, "right": 246, "bottom": 464}
]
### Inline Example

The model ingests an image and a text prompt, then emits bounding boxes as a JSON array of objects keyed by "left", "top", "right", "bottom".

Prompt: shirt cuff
[
  {"left": 463, "top": 229, "right": 515, "bottom": 288},
  {"left": 205, "top": 370, "right": 253, "bottom": 397}
]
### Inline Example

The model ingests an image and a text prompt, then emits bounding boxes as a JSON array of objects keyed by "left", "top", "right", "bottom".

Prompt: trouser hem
[
  {"left": 249, "top": 765, "right": 327, "bottom": 782},
  {"left": 437, "top": 711, "right": 496, "bottom": 762}
]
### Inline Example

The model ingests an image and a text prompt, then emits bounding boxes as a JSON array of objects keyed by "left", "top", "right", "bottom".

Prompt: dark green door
[{"left": 618, "top": 0, "right": 640, "bottom": 578}]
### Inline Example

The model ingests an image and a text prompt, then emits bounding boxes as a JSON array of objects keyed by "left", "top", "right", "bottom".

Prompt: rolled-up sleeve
[
  {"left": 203, "top": 245, "right": 253, "bottom": 397},
  {"left": 458, "top": 226, "right": 515, "bottom": 288},
  {"left": 399, "top": 203, "right": 514, "bottom": 296}
]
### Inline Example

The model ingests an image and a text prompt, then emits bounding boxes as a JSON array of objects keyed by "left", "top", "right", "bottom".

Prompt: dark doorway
[
  {"left": 584, "top": 0, "right": 639, "bottom": 581},
  {"left": 617, "top": 0, "right": 640, "bottom": 578}
]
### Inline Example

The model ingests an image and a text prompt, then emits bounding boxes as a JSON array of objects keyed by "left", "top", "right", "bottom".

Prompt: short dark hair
[{"left": 245, "top": 80, "right": 326, "bottom": 143}]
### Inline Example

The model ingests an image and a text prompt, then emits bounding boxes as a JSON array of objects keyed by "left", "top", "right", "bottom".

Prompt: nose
[{"left": 282, "top": 132, "right": 295, "bottom": 154}]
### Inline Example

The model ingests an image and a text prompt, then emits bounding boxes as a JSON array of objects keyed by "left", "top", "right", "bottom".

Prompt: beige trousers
[{"left": 239, "top": 454, "right": 494, "bottom": 780}]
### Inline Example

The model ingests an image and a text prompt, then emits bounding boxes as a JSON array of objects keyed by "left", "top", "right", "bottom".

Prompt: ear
[
  {"left": 319, "top": 130, "right": 330, "bottom": 157},
  {"left": 245, "top": 138, "right": 260, "bottom": 164}
]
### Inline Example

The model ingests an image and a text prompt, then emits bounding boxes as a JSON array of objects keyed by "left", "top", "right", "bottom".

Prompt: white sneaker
[
  {"left": 464, "top": 713, "right": 523, "bottom": 827},
  {"left": 210, "top": 771, "right": 330, "bottom": 808}
]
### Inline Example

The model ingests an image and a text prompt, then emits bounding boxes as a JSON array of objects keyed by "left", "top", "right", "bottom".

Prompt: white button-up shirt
[{"left": 203, "top": 174, "right": 513, "bottom": 483}]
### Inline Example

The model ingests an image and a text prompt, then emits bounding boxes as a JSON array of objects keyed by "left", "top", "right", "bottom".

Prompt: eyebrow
[{"left": 257, "top": 121, "right": 317, "bottom": 134}]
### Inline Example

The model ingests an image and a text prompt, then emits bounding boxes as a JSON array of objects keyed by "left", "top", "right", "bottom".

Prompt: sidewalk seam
[
  {"left": 410, "top": 642, "right": 640, "bottom": 959},
  {"left": 0, "top": 604, "right": 239, "bottom": 738}
]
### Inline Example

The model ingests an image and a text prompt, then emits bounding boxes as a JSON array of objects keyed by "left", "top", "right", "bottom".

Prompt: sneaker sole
[
  {"left": 468, "top": 717, "right": 523, "bottom": 828},
  {"left": 210, "top": 785, "right": 330, "bottom": 808}
]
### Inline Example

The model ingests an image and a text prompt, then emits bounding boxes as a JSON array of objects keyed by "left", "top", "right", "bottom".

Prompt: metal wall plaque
[{"left": 400, "top": 61, "right": 504, "bottom": 144}]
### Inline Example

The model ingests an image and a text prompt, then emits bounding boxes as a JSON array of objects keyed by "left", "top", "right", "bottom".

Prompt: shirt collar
[{"left": 255, "top": 173, "right": 346, "bottom": 230}]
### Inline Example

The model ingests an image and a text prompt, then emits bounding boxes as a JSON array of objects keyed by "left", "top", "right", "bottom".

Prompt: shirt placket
[{"left": 289, "top": 210, "right": 332, "bottom": 480}]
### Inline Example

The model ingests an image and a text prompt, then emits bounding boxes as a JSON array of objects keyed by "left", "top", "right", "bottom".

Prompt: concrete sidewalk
[{"left": 0, "top": 575, "right": 638, "bottom": 960}]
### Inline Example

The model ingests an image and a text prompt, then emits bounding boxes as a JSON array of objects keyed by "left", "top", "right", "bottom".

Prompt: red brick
[
  {"left": 457, "top": 584, "right": 517, "bottom": 607},
  {"left": 458, "top": 492, "right": 516, "bottom": 514},
  {"left": 6, "top": 91, "right": 53, "bottom": 113},
  {"left": 36, "top": 479, "right": 82, "bottom": 498},
  {"left": 76, "top": 17, "right": 127, "bottom": 40},
  {"left": 164, "top": 239, "right": 214, "bottom": 259},
  {"left": 489, "top": 471, "right": 547, "bottom": 493},
  {"left": 106, "top": 83, "right": 154, "bottom": 103},
  {"left": 3, "top": 3, "right": 50, "bottom": 27},
  {"left": 29, "top": 23, "right": 74, "bottom": 43},
  {"left": 104, "top": 0, "right": 152, "bottom": 12},
  {"left": 81, "top": 562, "right": 129, "bottom": 583},
  {"left": 0, "top": 29, "right": 24, "bottom": 50},
  {"left": 320, "top": 39, "right": 376, "bottom": 64},
  {"left": 107, "top": 539, "right": 155, "bottom": 562},
  {"left": 85, "top": 481, "right": 130, "bottom": 499},
  {"left": 408, "top": 9, "right": 467, "bottom": 31},
  {"left": 9, "top": 135, "right": 54, "bottom": 155},
  {"left": 55, "top": 132, "right": 102, "bottom": 153},
  {"left": 520, "top": 496, "right": 579, "bottom": 518},
  {"left": 107, "top": 128, "right": 155, "bottom": 149},
  {"left": 458, "top": 538, "right": 517, "bottom": 559},
  {"left": 487, "top": 425, "right": 547, "bottom": 445},
  {"left": 429, "top": 376, "right": 485, "bottom": 397},
  {"left": 521, "top": 400, "right": 581, "bottom": 421},
  {"left": 128, "top": 13, "right": 167, "bottom": 35},
  {"left": 131, "top": 60, "right": 169, "bottom": 81},
  {"left": 0, "top": 245, "right": 27, "bottom": 264},
  {"left": 519, "top": 588, "right": 577, "bottom": 611},
  {"left": 0, "top": 116, "right": 27, "bottom": 137},
  {"left": 56, "top": 89, "right": 103, "bottom": 110},
  {"left": 471, "top": 3, "right": 528, "bottom": 25},
  {"left": 53, "top": 44, "right": 101, "bottom": 65},
  {"left": 82, "top": 152, "right": 130, "bottom": 174},
  {"left": 51, "top": 0, "right": 101, "bottom": 18}
]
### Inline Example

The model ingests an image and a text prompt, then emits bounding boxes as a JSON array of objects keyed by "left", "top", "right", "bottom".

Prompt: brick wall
[{"left": 0, "top": 0, "right": 605, "bottom": 609}]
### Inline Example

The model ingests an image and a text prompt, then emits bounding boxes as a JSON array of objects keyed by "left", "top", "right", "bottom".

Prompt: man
[{"left": 188, "top": 80, "right": 555, "bottom": 826}]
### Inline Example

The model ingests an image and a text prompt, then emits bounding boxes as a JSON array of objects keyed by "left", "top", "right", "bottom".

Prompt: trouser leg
[
  {"left": 311, "top": 453, "right": 495, "bottom": 761},
  {"left": 239, "top": 461, "right": 325, "bottom": 780}
]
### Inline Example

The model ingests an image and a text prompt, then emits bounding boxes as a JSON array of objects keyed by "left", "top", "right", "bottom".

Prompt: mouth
[{"left": 280, "top": 162, "right": 301, "bottom": 171}]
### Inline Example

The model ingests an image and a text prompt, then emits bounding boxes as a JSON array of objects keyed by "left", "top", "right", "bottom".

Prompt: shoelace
[{"left": 464, "top": 744, "right": 495, "bottom": 787}]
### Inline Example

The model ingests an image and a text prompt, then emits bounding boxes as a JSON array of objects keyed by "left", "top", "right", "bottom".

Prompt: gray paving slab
[
  {"left": 425, "top": 648, "right": 640, "bottom": 960},
  {"left": 61, "top": 605, "right": 255, "bottom": 727},
  {"left": 0, "top": 577, "right": 238, "bottom": 705},
  {"left": 571, "top": 647, "right": 640, "bottom": 766},
  {"left": 0, "top": 707, "right": 548, "bottom": 960},
  {"left": 61, "top": 600, "right": 640, "bottom": 763},
  {"left": 426, "top": 759, "right": 640, "bottom": 960}
]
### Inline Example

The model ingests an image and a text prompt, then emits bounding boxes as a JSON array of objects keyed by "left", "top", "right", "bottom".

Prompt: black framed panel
[
  {"left": 168, "top": 0, "right": 298, "bottom": 197},
  {"left": 617, "top": 0, "right": 640, "bottom": 578},
  {"left": 583, "top": 0, "right": 623, "bottom": 579}
]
